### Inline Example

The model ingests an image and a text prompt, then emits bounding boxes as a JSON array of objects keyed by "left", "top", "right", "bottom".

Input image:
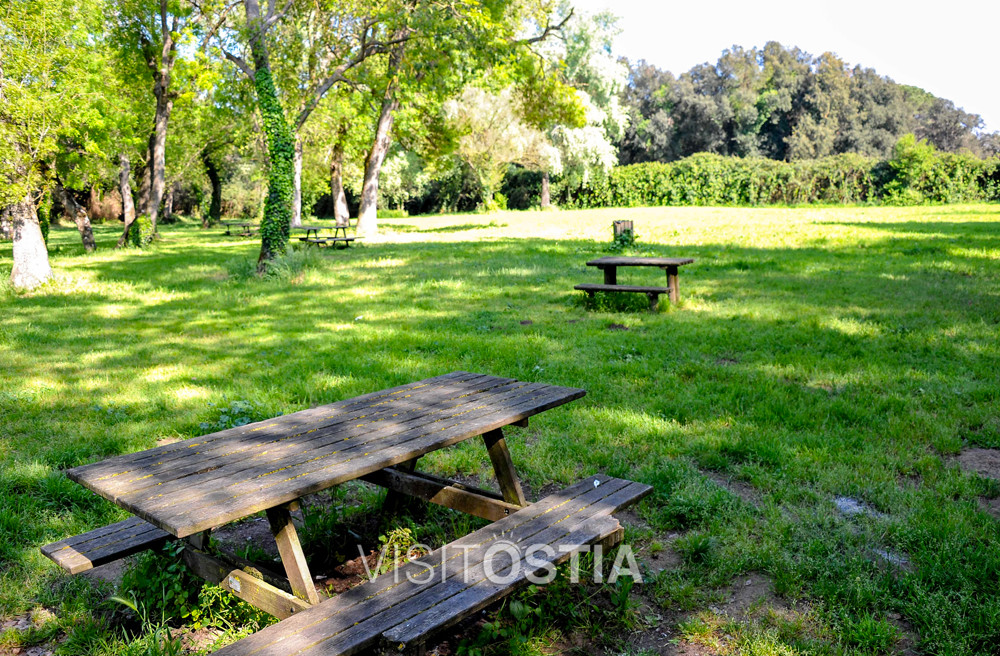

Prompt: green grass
[{"left": 2, "top": 205, "right": 999, "bottom": 654}]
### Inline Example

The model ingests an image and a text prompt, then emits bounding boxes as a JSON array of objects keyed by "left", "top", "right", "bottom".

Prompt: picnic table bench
[
  {"left": 41, "top": 372, "right": 650, "bottom": 655},
  {"left": 576, "top": 256, "right": 695, "bottom": 310},
  {"left": 221, "top": 222, "right": 258, "bottom": 237}
]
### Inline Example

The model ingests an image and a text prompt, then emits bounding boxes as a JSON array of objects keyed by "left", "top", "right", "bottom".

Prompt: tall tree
[
  {"left": 1, "top": 0, "right": 105, "bottom": 287},
  {"left": 113, "top": 0, "right": 200, "bottom": 236}
]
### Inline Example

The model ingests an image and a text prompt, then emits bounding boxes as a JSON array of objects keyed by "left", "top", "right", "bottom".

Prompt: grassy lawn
[{"left": 2, "top": 205, "right": 999, "bottom": 655}]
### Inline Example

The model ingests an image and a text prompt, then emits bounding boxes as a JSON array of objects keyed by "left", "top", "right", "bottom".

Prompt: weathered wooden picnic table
[
  {"left": 575, "top": 256, "right": 695, "bottom": 310},
  {"left": 291, "top": 223, "right": 355, "bottom": 248},
  {"left": 42, "top": 372, "right": 650, "bottom": 654},
  {"left": 221, "top": 221, "right": 258, "bottom": 237}
]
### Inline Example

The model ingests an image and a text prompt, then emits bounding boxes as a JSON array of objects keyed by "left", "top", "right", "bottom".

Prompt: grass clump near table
[{"left": 2, "top": 205, "right": 1000, "bottom": 655}]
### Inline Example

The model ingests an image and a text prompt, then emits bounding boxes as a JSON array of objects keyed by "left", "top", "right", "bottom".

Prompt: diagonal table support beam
[
  {"left": 482, "top": 428, "right": 527, "bottom": 507},
  {"left": 265, "top": 501, "right": 320, "bottom": 605}
]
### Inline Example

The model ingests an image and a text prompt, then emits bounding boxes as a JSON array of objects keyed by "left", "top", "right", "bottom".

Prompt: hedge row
[{"left": 549, "top": 150, "right": 1000, "bottom": 209}]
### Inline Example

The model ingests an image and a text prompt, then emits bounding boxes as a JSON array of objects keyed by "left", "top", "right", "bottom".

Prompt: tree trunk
[
  {"left": 245, "top": 0, "right": 295, "bottom": 270},
  {"left": 10, "top": 194, "right": 53, "bottom": 289},
  {"left": 202, "top": 148, "right": 222, "bottom": 228},
  {"left": 163, "top": 181, "right": 175, "bottom": 223},
  {"left": 1, "top": 206, "right": 12, "bottom": 240},
  {"left": 329, "top": 140, "right": 349, "bottom": 226},
  {"left": 291, "top": 138, "right": 303, "bottom": 227},
  {"left": 117, "top": 154, "right": 138, "bottom": 248},
  {"left": 540, "top": 170, "right": 551, "bottom": 209},
  {"left": 147, "top": 80, "right": 173, "bottom": 234},
  {"left": 57, "top": 182, "right": 96, "bottom": 252},
  {"left": 136, "top": 137, "right": 153, "bottom": 215},
  {"left": 357, "top": 43, "right": 405, "bottom": 239}
]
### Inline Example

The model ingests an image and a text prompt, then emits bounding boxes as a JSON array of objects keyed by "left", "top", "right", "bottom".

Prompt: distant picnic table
[
  {"left": 290, "top": 223, "right": 355, "bottom": 248},
  {"left": 221, "top": 221, "right": 258, "bottom": 237},
  {"left": 41, "top": 372, "right": 651, "bottom": 655},
  {"left": 575, "top": 256, "right": 695, "bottom": 310}
]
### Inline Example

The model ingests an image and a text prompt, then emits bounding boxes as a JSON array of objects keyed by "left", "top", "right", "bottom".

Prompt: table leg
[
  {"left": 482, "top": 428, "right": 527, "bottom": 507},
  {"left": 602, "top": 265, "right": 617, "bottom": 286},
  {"left": 265, "top": 501, "right": 320, "bottom": 605},
  {"left": 666, "top": 266, "right": 679, "bottom": 303},
  {"left": 383, "top": 456, "right": 420, "bottom": 514}
]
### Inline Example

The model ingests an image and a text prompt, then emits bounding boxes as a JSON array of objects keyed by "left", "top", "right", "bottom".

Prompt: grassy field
[{"left": 1, "top": 205, "right": 999, "bottom": 655}]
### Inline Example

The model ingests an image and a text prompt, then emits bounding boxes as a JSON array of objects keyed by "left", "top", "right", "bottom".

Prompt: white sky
[{"left": 571, "top": 0, "right": 1000, "bottom": 132}]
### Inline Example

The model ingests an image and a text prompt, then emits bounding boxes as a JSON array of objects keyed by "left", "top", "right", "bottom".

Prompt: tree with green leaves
[{"left": 1, "top": 0, "right": 108, "bottom": 288}]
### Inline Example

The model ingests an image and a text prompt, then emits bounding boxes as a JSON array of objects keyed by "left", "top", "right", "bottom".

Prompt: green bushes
[
  {"left": 128, "top": 215, "right": 154, "bottom": 248},
  {"left": 558, "top": 138, "right": 1000, "bottom": 208}
]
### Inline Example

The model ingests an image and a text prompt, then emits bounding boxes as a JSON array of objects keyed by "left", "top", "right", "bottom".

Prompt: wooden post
[
  {"left": 602, "top": 265, "right": 617, "bottom": 286},
  {"left": 383, "top": 456, "right": 420, "bottom": 514},
  {"left": 482, "top": 428, "right": 527, "bottom": 507},
  {"left": 265, "top": 501, "right": 320, "bottom": 605},
  {"left": 665, "top": 265, "right": 679, "bottom": 303}
]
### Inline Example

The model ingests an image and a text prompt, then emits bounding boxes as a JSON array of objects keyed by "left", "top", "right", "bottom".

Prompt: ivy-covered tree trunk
[
  {"left": 117, "top": 154, "right": 138, "bottom": 248},
  {"left": 202, "top": 149, "right": 222, "bottom": 228},
  {"left": 329, "top": 140, "right": 349, "bottom": 226},
  {"left": 10, "top": 194, "right": 53, "bottom": 289},
  {"left": 244, "top": 0, "right": 295, "bottom": 271}
]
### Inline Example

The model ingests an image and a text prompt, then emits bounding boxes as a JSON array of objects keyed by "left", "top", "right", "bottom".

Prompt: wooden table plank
[
  {"left": 120, "top": 381, "right": 547, "bottom": 515},
  {"left": 91, "top": 374, "right": 518, "bottom": 500},
  {"left": 164, "top": 383, "right": 583, "bottom": 536},
  {"left": 585, "top": 256, "right": 695, "bottom": 267},
  {"left": 67, "top": 373, "right": 585, "bottom": 538},
  {"left": 68, "top": 372, "right": 483, "bottom": 484}
]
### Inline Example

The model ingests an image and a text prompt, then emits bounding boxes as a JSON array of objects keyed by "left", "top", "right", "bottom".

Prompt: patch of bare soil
[
  {"left": 702, "top": 471, "right": 760, "bottom": 507},
  {"left": 81, "top": 558, "right": 127, "bottom": 586},
  {"left": 211, "top": 516, "right": 281, "bottom": 561},
  {"left": 713, "top": 573, "right": 782, "bottom": 619},
  {"left": 955, "top": 448, "right": 1000, "bottom": 480},
  {"left": 887, "top": 612, "right": 921, "bottom": 656},
  {"left": 1, "top": 609, "right": 59, "bottom": 656},
  {"left": 607, "top": 323, "right": 628, "bottom": 331},
  {"left": 980, "top": 497, "right": 1000, "bottom": 520}
]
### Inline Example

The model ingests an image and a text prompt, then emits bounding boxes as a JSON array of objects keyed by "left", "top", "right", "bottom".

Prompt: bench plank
[
  {"left": 41, "top": 516, "right": 173, "bottom": 574},
  {"left": 574, "top": 283, "right": 669, "bottom": 294},
  {"left": 212, "top": 475, "right": 650, "bottom": 656}
]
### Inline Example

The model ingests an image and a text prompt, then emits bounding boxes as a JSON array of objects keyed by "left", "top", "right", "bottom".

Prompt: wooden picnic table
[
  {"left": 576, "top": 255, "right": 695, "bottom": 310},
  {"left": 63, "top": 372, "right": 585, "bottom": 613},
  {"left": 290, "top": 223, "right": 355, "bottom": 248},
  {"left": 221, "top": 221, "right": 258, "bottom": 237}
]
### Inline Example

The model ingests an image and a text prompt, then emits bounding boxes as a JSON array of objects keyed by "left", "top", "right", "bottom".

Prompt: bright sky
[{"left": 572, "top": 0, "right": 1000, "bottom": 132}]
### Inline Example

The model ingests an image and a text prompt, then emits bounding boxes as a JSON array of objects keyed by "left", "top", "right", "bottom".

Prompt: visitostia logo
[{"left": 359, "top": 541, "right": 643, "bottom": 586}]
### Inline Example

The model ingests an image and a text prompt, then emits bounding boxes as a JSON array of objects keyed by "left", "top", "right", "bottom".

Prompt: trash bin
[{"left": 612, "top": 220, "right": 633, "bottom": 239}]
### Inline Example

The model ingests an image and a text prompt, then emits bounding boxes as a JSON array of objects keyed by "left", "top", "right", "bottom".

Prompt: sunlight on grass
[{"left": 2, "top": 206, "right": 1000, "bottom": 653}]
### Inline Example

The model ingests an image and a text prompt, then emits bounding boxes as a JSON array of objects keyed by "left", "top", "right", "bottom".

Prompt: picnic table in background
[
  {"left": 221, "top": 221, "right": 258, "bottom": 237},
  {"left": 575, "top": 255, "right": 695, "bottom": 310},
  {"left": 290, "top": 223, "right": 356, "bottom": 248}
]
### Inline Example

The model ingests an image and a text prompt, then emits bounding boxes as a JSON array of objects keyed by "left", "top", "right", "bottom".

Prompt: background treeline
[
  {"left": 337, "top": 41, "right": 1000, "bottom": 214},
  {"left": 617, "top": 42, "right": 998, "bottom": 164}
]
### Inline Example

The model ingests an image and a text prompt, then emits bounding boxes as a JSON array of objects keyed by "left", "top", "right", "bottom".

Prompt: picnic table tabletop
[
  {"left": 586, "top": 256, "right": 695, "bottom": 267},
  {"left": 67, "top": 372, "right": 584, "bottom": 539}
]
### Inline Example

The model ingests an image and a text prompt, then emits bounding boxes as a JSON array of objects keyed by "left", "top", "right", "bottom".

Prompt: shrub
[
  {"left": 128, "top": 215, "right": 154, "bottom": 248},
  {"left": 557, "top": 140, "right": 996, "bottom": 209}
]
